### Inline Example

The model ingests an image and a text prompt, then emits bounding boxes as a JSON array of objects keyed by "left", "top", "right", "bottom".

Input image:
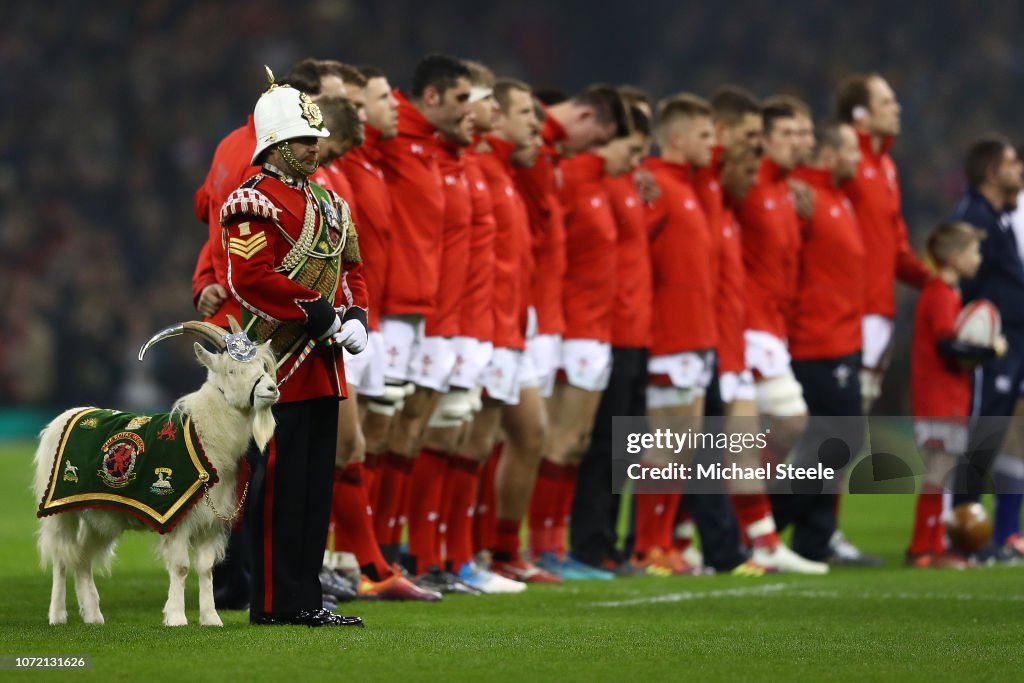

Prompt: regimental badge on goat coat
[{"left": 37, "top": 409, "right": 220, "bottom": 533}]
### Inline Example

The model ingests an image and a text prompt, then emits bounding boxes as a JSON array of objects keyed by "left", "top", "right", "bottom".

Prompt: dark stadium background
[{"left": 3, "top": 0, "right": 1022, "bottom": 428}]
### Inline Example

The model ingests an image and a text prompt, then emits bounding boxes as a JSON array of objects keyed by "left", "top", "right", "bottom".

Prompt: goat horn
[
  {"left": 138, "top": 321, "right": 230, "bottom": 361},
  {"left": 227, "top": 315, "right": 243, "bottom": 334}
]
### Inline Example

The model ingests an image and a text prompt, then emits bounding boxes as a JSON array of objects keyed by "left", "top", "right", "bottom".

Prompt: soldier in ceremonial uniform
[{"left": 220, "top": 70, "right": 368, "bottom": 627}]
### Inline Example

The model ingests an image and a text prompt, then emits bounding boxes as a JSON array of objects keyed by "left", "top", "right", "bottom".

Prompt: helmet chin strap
[{"left": 277, "top": 141, "right": 318, "bottom": 177}]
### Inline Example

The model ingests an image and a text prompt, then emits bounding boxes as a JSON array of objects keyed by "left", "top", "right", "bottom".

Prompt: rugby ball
[{"left": 955, "top": 299, "right": 1000, "bottom": 347}]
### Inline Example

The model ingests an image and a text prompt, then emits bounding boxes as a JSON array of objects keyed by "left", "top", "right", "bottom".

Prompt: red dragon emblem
[{"left": 98, "top": 432, "right": 144, "bottom": 488}]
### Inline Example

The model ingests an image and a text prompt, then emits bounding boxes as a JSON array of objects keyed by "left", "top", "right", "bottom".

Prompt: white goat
[{"left": 34, "top": 319, "right": 278, "bottom": 627}]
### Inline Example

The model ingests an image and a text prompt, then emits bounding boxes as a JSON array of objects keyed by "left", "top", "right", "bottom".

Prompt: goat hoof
[
  {"left": 200, "top": 614, "right": 224, "bottom": 627},
  {"left": 164, "top": 615, "right": 188, "bottom": 627},
  {"left": 83, "top": 613, "right": 104, "bottom": 625},
  {"left": 48, "top": 612, "right": 67, "bottom": 625}
]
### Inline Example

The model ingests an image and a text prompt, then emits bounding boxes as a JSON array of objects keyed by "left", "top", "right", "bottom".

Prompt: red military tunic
[
  {"left": 221, "top": 168, "right": 368, "bottom": 403},
  {"left": 377, "top": 91, "right": 445, "bottom": 317},
  {"left": 342, "top": 124, "right": 392, "bottom": 331}
]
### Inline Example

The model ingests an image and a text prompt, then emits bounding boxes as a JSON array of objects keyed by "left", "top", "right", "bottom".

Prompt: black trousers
[
  {"left": 683, "top": 371, "right": 747, "bottom": 572},
  {"left": 571, "top": 347, "right": 648, "bottom": 566},
  {"left": 773, "top": 353, "right": 862, "bottom": 561},
  {"left": 248, "top": 397, "right": 339, "bottom": 616},
  {"left": 212, "top": 451, "right": 257, "bottom": 609}
]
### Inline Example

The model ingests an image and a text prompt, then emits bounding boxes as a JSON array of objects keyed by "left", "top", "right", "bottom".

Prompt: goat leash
[
  {"left": 277, "top": 338, "right": 317, "bottom": 387},
  {"left": 201, "top": 477, "right": 249, "bottom": 524}
]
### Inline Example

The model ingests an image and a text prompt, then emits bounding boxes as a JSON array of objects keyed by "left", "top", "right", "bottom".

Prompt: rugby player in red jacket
[
  {"left": 836, "top": 74, "right": 931, "bottom": 411},
  {"left": 470, "top": 79, "right": 568, "bottom": 584},
  {"left": 631, "top": 95, "right": 717, "bottom": 575},
  {"left": 375, "top": 57, "right": 472, "bottom": 578},
  {"left": 341, "top": 67, "right": 400, "bottom": 523},
  {"left": 527, "top": 95, "right": 641, "bottom": 578},
  {"left": 778, "top": 121, "right": 869, "bottom": 572}
]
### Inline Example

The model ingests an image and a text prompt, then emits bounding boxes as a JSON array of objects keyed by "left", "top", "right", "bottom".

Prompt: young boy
[{"left": 907, "top": 221, "right": 1002, "bottom": 568}]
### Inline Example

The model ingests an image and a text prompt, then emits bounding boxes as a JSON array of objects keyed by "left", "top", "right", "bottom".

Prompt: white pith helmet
[{"left": 250, "top": 66, "right": 330, "bottom": 165}]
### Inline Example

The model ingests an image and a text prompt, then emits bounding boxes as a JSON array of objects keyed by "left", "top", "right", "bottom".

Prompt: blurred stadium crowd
[{"left": 2, "top": 0, "right": 1023, "bottom": 409}]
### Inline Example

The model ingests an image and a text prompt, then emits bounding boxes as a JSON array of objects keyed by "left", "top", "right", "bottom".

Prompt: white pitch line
[
  {"left": 590, "top": 584, "right": 1024, "bottom": 608},
  {"left": 589, "top": 583, "right": 790, "bottom": 607}
]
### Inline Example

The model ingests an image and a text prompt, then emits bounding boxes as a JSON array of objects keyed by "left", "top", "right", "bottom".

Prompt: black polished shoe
[{"left": 250, "top": 608, "right": 364, "bottom": 627}]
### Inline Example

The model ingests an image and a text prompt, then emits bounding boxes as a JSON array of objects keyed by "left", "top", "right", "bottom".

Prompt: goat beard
[{"left": 252, "top": 409, "right": 277, "bottom": 453}]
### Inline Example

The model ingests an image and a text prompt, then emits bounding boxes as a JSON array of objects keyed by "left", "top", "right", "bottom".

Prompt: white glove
[
  {"left": 860, "top": 368, "right": 882, "bottom": 414},
  {"left": 332, "top": 319, "right": 367, "bottom": 354}
]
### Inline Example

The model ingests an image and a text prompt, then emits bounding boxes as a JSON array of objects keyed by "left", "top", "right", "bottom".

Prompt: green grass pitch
[{"left": 2, "top": 440, "right": 1024, "bottom": 682}]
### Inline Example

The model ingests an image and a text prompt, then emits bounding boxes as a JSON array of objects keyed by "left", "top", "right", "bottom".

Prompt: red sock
[
  {"left": 910, "top": 485, "right": 943, "bottom": 556},
  {"left": 552, "top": 463, "right": 579, "bottom": 557},
  {"left": 372, "top": 451, "right": 414, "bottom": 547},
  {"left": 364, "top": 452, "right": 381, "bottom": 508},
  {"left": 391, "top": 465, "right": 412, "bottom": 545},
  {"left": 528, "top": 459, "right": 567, "bottom": 555},
  {"left": 473, "top": 442, "right": 502, "bottom": 555},
  {"left": 634, "top": 486, "right": 678, "bottom": 557},
  {"left": 730, "top": 493, "right": 779, "bottom": 550},
  {"left": 445, "top": 454, "right": 482, "bottom": 570},
  {"left": 494, "top": 518, "right": 522, "bottom": 562},
  {"left": 332, "top": 464, "right": 393, "bottom": 581},
  {"left": 406, "top": 448, "right": 449, "bottom": 573}
]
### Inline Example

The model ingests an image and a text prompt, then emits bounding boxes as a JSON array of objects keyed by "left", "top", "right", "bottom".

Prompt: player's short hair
[
  {"left": 317, "top": 95, "right": 360, "bottom": 141},
  {"left": 411, "top": 53, "right": 471, "bottom": 98},
  {"left": 576, "top": 84, "right": 631, "bottom": 137},
  {"left": 710, "top": 85, "right": 760, "bottom": 125},
  {"left": 534, "top": 87, "right": 569, "bottom": 106},
  {"left": 463, "top": 60, "right": 496, "bottom": 89},
  {"left": 282, "top": 58, "right": 341, "bottom": 95},
  {"left": 494, "top": 78, "right": 533, "bottom": 114},
  {"left": 927, "top": 221, "right": 983, "bottom": 266},
  {"left": 964, "top": 135, "right": 1012, "bottom": 188},
  {"left": 764, "top": 93, "right": 811, "bottom": 118},
  {"left": 762, "top": 103, "right": 796, "bottom": 136},
  {"left": 813, "top": 120, "right": 846, "bottom": 155},
  {"left": 630, "top": 104, "right": 651, "bottom": 137},
  {"left": 836, "top": 72, "right": 881, "bottom": 124},
  {"left": 655, "top": 94, "right": 711, "bottom": 147},
  {"left": 326, "top": 62, "right": 366, "bottom": 88},
  {"left": 618, "top": 84, "right": 652, "bottom": 108},
  {"left": 358, "top": 65, "right": 387, "bottom": 81}
]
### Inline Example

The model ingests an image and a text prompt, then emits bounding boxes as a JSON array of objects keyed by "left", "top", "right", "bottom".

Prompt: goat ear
[{"left": 194, "top": 342, "right": 217, "bottom": 369}]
